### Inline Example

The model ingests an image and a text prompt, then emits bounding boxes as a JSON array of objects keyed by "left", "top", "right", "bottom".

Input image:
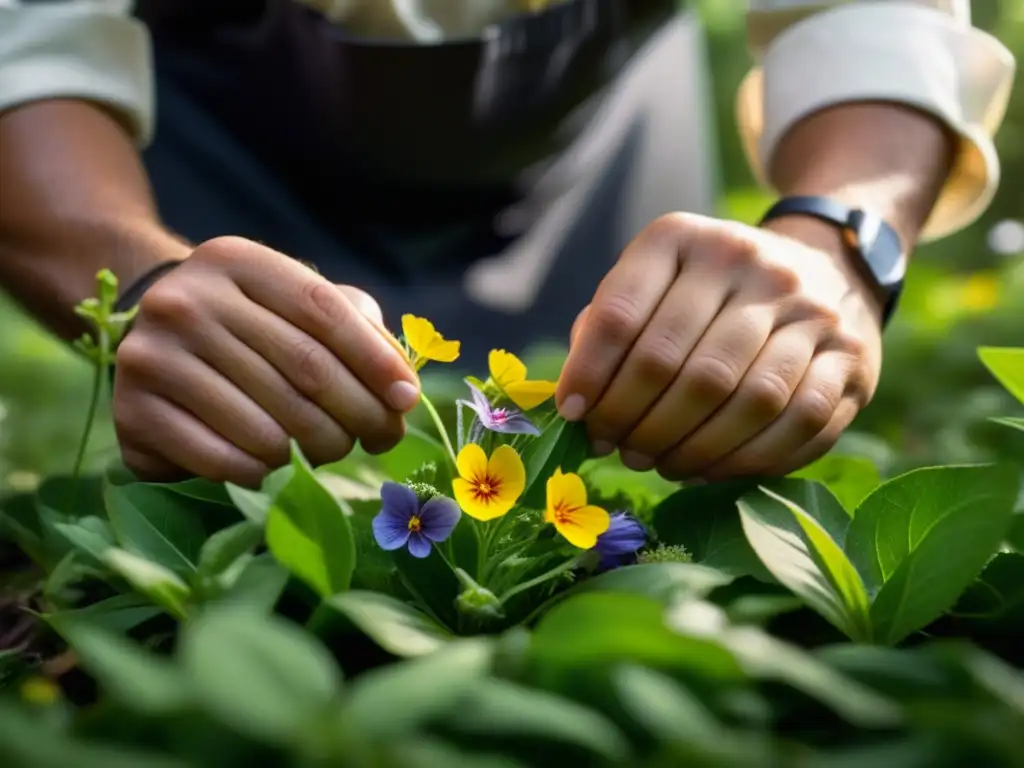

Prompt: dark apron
[{"left": 137, "top": 0, "right": 717, "bottom": 364}]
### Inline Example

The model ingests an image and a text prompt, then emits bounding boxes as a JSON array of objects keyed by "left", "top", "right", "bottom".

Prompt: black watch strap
[
  {"left": 113, "top": 260, "right": 183, "bottom": 316},
  {"left": 759, "top": 196, "right": 906, "bottom": 328}
]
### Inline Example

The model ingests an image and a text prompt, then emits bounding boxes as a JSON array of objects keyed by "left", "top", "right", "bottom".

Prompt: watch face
[{"left": 848, "top": 210, "right": 906, "bottom": 289}]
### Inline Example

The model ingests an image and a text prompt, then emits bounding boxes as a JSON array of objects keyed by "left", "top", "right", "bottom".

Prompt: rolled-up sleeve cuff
[
  {"left": 0, "top": 4, "right": 154, "bottom": 145},
  {"left": 737, "top": 3, "right": 1016, "bottom": 242}
]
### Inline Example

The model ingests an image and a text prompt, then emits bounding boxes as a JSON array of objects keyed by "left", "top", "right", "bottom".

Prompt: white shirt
[{"left": 0, "top": 0, "right": 1015, "bottom": 240}]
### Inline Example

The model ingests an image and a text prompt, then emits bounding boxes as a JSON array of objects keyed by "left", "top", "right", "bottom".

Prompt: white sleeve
[
  {"left": 0, "top": 0, "right": 154, "bottom": 145},
  {"left": 739, "top": 1, "right": 1016, "bottom": 241}
]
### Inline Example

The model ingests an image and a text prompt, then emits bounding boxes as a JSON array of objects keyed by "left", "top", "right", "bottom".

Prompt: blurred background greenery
[{"left": 0, "top": 1, "right": 1020, "bottom": 491}]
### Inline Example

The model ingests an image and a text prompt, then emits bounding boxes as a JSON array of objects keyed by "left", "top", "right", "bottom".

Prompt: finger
[
  {"left": 696, "top": 350, "right": 853, "bottom": 481},
  {"left": 570, "top": 305, "right": 590, "bottom": 346},
  {"left": 177, "top": 316, "right": 356, "bottom": 467},
  {"left": 650, "top": 321, "right": 819, "bottom": 476},
  {"left": 620, "top": 294, "right": 777, "bottom": 470},
  {"left": 556, "top": 214, "right": 700, "bottom": 421},
  {"left": 120, "top": 447, "right": 189, "bottom": 484},
  {"left": 767, "top": 397, "right": 860, "bottom": 476},
  {"left": 336, "top": 284, "right": 384, "bottom": 325},
  {"left": 117, "top": 331, "right": 291, "bottom": 468},
  {"left": 221, "top": 298, "right": 406, "bottom": 455},
  {"left": 202, "top": 238, "right": 419, "bottom": 412},
  {"left": 584, "top": 260, "right": 732, "bottom": 453},
  {"left": 114, "top": 390, "right": 269, "bottom": 487}
]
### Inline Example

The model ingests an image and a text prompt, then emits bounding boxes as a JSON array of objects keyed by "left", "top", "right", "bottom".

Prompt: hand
[
  {"left": 113, "top": 237, "right": 420, "bottom": 487},
  {"left": 556, "top": 213, "right": 885, "bottom": 482}
]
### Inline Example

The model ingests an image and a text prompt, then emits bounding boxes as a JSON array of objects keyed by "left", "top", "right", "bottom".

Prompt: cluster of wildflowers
[{"left": 370, "top": 315, "right": 649, "bottom": 621}]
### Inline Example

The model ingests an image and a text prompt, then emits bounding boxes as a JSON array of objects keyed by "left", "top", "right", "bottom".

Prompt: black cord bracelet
[{"left": 113, "top": 260, "right": 184, "bottom": 316}]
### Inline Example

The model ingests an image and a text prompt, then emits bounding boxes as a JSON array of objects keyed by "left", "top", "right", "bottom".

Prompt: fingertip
[
  {"left": 558, "top": 393, "right": 587, "bottom": 422},
  {"left": 388, "top": 379, "right": 421, "bottom": 412}
]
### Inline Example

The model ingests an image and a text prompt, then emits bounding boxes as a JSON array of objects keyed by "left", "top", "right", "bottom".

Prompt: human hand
[
  {"left": 556, "top": 213, "right": 885, "bottom": 482},
  {"left": 113, "top": 237, "right": 420, "bottom": 487}
]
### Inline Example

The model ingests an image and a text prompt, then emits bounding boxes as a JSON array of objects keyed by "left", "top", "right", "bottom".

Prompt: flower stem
[
  {"left": 419, "top": 392, "right": 457, "bottom": 468},
  {"left": 497, "top": 555, "right": 583, "bottom": 605},
  {"left": 72, "top": 328, "right": 109, "bottom": 479}
]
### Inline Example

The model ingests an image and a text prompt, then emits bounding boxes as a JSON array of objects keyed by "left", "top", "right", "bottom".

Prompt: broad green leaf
[
  {"left": 48, "top": 618, "right": 186, "bottom": 714},
  {"left": 578, "top": 454, "right": 679, "bottom": 513},
  {"left": 1007, "top": 515, "right": 1024, "bottom": 553},
  {"left": 979, "top": 346, "right": 1024, "bottom": 405},
  {"left": 738, "top": 487, "right": 871, "bottom": 642},
  {"left": 181, "top": 607, "right": 343, "bottom": 745},
  {"left": 845, "top": 464, "right": 1019, "bottom": 645},
  {"left": 37, "top": 475, "right": 105, "bottom": 520},
  {"left": 759, "top": 477, "right": 853, "bottom": 544},
  {"left": 197, "top": 520, "right": 262, "bottom": 579},
  {"left": 991, "top": 416, "right": 1024, "bottom": 433},
  {"left": 104, "top": 481, "right": 207, "bottom": 575},
  {"left": 218, "top": 554, "right": 290, "bottom": 613},
  {"left": 792, "top": 455, "right": 881, "bottom": 513},
  {"left": 225, "top": 483, "right": 271, "bottom": 525},
  {"left": 265, "top": 442, "right": 356, "bottom": 598},
  {"left": 326, "top": 590, "right": 452, "bottom": 657},
  {"left": 379, "top": 425, "right": 446, "bottom": 483},
  {"left": 44, "top": 593, "right": 161, "bottom": 634},
  {"left": 447, "top": 678, "right": 630, "bottom": 762},
  {"left": 951, "top": 553, "right": 1024, "bottom": 633},
  {"left": 555, "top": 562, "right": 732, "bottom": 606},
  {"left": 53, "top": 516, "right": 116, "bottom": 564},
  {"left": 162, "top": 478, "right": 234, "bottom": 506},
  {"left": 651, "top": 480, "right": 771, "bottom": 580},
  {"left": 531, "top": 593, "right": 742, "bottom": 679},
  {"left": 519, "top": 418, "right": 590, "bottom": 509},
  {"left": 103, "top": 548, "right": 191, "bottom": 620},
  {"left": 0, "top": 493, "right": 48, "bottom": 566},
  {"left": 667, "top": 600, "right": 900, "bottom": 727},
  {"left": 343, "top": 639, "right": 492, "bottom": 737}
]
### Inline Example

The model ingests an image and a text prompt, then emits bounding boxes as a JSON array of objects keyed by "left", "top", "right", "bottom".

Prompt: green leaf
[
  {"left": 48, "top": 618, "right": 187, "bottom": 714},
  {"left": 0, "top": 493, "right": 48, "bottom": 566},
  {"left": 103, "top": 548, "right": 191, "bottom": 620},
  {"left": 449, "top": 678, "right": 630, "bottom": 762},
  {"left": 519, "top": 418, "right": 590, "bottom": 509},
  {"left": 217, "top": 554, "right": 290, "bottom": 613},
  {"left": 1007, "top": 515, "right": 1024, "bottom": 553},
  {"left": 792, "top": 455, "right": 881, "bottom": 513},
  {"left": 845, "top": 464, "right": 1019, "bottom": 645},
  {"left": 343, "top": 639, "right": 493, "bottom": 738},
  {"left": 991, "top": 416, "right": 1024, "bottom": 433},
  {"left": 181, "top": 606, "right": 343, "bottom": 745},
  {"left": 162, "top": 478, "right": 235, "bottom": 507},
  {"left": 265, "top": 442, "right": 356, "bottom": 598},
  {"left": 979, "top": 346, "right": 1024, "bottom": 404},
  {"left": 651, "top": 480, "right": 771, "bottom": 580},
  {"left": 104, "top": 481, "right": 207, "bottom": 575},
  {"left": 225, "top": 483, "right": 271, "bottom": 525},
  {"left": 556, "top": 562, "right": 732, "bottom": 606},
  {"left": 326, "top": 590, "right": 452, "bottom": 657},
  {"left": 53, "top": 516, "right": 116, "bottom": 564},
  {"left": 197, "top": 520, "right": 263, "bottom": 579},
  {"left": 44, "top": 593, "right": 161, "bottom": 634},
  {"left": 738, "top": 486, "right": 872, "bottom": 642},
  {"left": 379, "top": 425, "right": 446, "bottom": 483},
  {"left": 951, "top": 552, "right": 1024, "bottom": 632},
  {"left": 531, "top": 593, "right": 742, "bottom": 679}
]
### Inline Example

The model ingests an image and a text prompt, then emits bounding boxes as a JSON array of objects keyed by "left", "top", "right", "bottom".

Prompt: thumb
[{"left": 336, "top": 284, "right": 384, "bottom": 326}]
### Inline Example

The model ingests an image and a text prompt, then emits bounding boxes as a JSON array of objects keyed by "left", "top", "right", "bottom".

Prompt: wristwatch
[{"left": 759, "top": 196, "right": 906, "bottom": 328}]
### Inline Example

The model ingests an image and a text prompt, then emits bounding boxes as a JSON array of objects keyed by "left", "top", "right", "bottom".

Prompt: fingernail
[
  {"left": 591, "top": 440, "right": 615, "bottom": 458},
  {"left": 388, "top": 380, "right": 420, "bottom": 412},
  {"left": 559, "top": 394, "right": 587, "bottom": 421},
  {"left": 621, "top": 451, "right": 655, "bottom": 471}
]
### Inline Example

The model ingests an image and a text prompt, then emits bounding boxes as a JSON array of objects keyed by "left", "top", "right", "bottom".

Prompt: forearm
[
  {"left": 0, "top": 99, "right": 189, "bottom": 340},
  {"left": 765, "top": 102, "right": 955, "bottom": 259}
]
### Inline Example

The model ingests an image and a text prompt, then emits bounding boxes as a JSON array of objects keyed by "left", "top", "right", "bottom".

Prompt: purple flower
[
  {"left": 594, "top": 512, "right": 647, "bottom": 570},
  {"left": 372, "top": 482, "right": 461, "bottom": 559},
  {"left": 461, "top": 381, "right": 540, "bottom": 436}
]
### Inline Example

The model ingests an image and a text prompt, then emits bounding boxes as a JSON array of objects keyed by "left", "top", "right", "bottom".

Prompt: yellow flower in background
[
  {"left": 544, "top": 468, "right": 610, "bottom": 549},
  {"left": 20, "top": 677, "right": 60, "bottom": 707},
  {"left": 402, "top": 314, "right": 461, "bottom": 371},
  {"left": 452, "top": 443, "right": 525, "bottom": 521},
  {"left": 489, "top": 349, "right": 557, "bottom": 411},
  {"left": 961, "top": 272, "right": 1001, "bottom": 313}
]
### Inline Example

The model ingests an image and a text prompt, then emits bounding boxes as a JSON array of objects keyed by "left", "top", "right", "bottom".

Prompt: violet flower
[
  {"left": 593, "top": 512, "right": 647, "bottom": 570},
  {"left": 461, "top": 381, "right": 540, "bottom": 436},
  {"left": 372, "top": 482, "right": 461, "bottom": 559}
]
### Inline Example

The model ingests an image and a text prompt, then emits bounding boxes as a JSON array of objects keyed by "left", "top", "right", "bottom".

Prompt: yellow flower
[
  {"left": 20, "top": 677, "right": 60, "bottom": 707},
  {"left": 452, "top": 443, "right": 525, "bottom": 521},
  {"left": 402, "top": 314, "right": 460, "bottom": 371},
  {"left": 489, "top": 349, "right": 557, "bottom": 411},
  {"left": 544, "top": 468, "right": 610, "bottom": 549}
]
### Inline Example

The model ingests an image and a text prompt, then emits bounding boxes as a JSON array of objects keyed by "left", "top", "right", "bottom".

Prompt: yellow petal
[
  {"left": 487, "top": 445, "right": 526, "bottom": 504},
  {"left": 402, "top": 314, "right": 461, "bottom": 363},
  {"left": 555, "top": 504, "right": 611, "bottom": 549},
  {"left": 456, "top": 443, "right": 488, "bottom": 482},
  {"left": 453, "top": 477, "right": 507, "bottom": 521},
  {"left": 489, "top": 349, "right": 528, "bottom": 389},
  {"left": 545, "top": 468, "right": 588, "bottom": 515},
  {"left": 505, "top": 380, "right": 557, "bottom": 411}
]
